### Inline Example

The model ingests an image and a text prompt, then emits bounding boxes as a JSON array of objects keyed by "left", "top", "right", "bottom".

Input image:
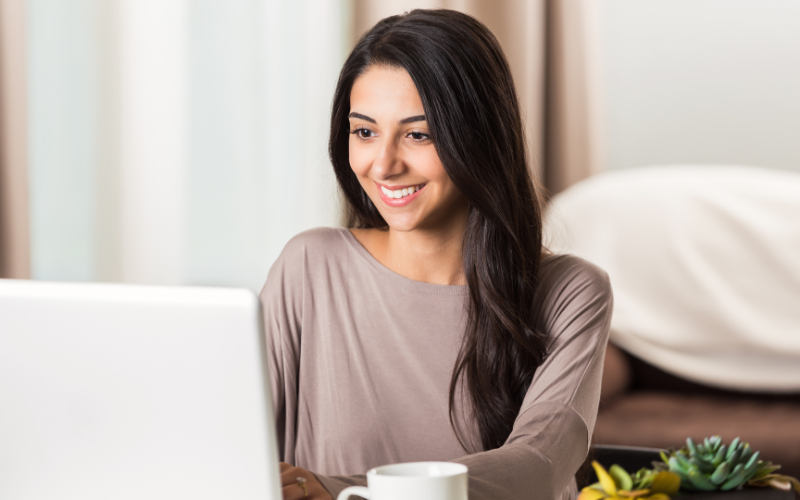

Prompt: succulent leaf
[
  {"left": 782, "top": 475, "right": 799, "bottom": 493},
  {"left": 686, "top": 438, "right": 699, "bottom": 457},
  {"left": 711, "top": 444, "right": 727, "bottom": 467},
  {"left": 689, "top": 457, "right": 715, "bottom": 474},
  {"left": 748, "top": 473, "right": 800, "bottom": 493},
  {"left": 668, "top": 457, "right": 690, "bottom": 481},
  {"left": 740, "top": 444, "right": 753, "bottom": 464},
  {"left": 710, "top": 462, "right": 729, "bottom": 485},
  {"left": 649, "top": 471, "right": 680, "bottom": 495},
  {"left": 744, "top": 451, "right": 760, "bottom": 473},
  {"left": 687, "top": 469, "right": 717, "bottom": 491},
  {"left": 674, "top": 470, "right": 692, "bottom": 490},
  {"left": 577, "top": 487, "right": 607, "bottom": 500},
  {"left": 727, "top": 437, "right": 740, "bottom": 458},
  {"left": 726, "top": 446, "right": 741, "bottom": 466},
  {"left": 674, "top": 452, "right": 693, "bottom": 473},
  {"left": 720, "top": 463, "right": 746, "bottom": 491},
  {"left": 617, "top": 489, "right": 650, "bottom": 497},
  {"left": 610, "top": 464, "right": 634, "bottom": 491},
  {"left": 632, "top": 469, "right": 653, "bottom": 489},
  {"left": 751, "top": 461, "right": 780, "bottom": 480},
  {"left": 767, "top": 478, "right": 792, "bottom": 491},
  {"left": 591, "top": 461, "right": 618, "bottom": 495}
]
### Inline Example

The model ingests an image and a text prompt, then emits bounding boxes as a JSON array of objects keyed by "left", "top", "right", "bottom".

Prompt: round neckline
[{"left": 338, "top": 228, "right": 468, "bottom": 296}]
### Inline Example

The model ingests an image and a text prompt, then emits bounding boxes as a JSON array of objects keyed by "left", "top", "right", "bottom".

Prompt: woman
[{"left": 260, "top": 9, "right": 612, "bottom": 500}]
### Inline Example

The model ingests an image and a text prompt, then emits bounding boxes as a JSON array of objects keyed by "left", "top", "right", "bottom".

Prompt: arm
[
  {"left": 261, "top": 233, "right": 339, "bottom": 500},
  {"left": 451, "top": 256, "right": 613, "bottom": 500},
  {"left": 260, "top": 245, "right": 303, "bottom": 465}
]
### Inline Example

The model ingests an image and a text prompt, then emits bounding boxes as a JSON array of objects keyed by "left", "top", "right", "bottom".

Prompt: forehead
[{"left": 349, "top": 65, "right": 424, "bottom": 118}]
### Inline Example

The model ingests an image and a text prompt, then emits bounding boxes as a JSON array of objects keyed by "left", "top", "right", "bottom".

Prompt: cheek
[
  {"left": 413, "top": 151, "right": 461, "bottom": 200},
  {"left": 348, "top": 138, "right": 372, "bottom": 178},
  {"left": 413, "top": 150, "right": 448, "bottom": 183}
]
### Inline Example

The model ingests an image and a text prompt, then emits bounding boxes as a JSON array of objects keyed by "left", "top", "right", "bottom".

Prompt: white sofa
[{"left": 545, "top": 164, "right": 800, "bottom": 477}]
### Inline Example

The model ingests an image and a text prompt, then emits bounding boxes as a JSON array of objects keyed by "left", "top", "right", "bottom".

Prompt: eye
[
  {"left": 350, "top": 128, "right": 374, "bottom": 140},
  {"left": 408, "top": 131, "right": 431, "bottom": 143}
]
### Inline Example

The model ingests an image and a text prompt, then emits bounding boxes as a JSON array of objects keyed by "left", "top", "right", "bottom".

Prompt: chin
[{"left": 381, "top": 215, "right": 420, "bottom": 233}]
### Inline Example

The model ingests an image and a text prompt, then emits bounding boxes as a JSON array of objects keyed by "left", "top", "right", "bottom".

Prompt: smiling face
[{"left": 348, "top": 65, "right": 469, "bottom": 233}]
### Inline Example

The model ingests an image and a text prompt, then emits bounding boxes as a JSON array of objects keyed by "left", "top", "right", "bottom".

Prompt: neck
[{"left": 382, "top": 214, "right": 468, "bottom": 286}]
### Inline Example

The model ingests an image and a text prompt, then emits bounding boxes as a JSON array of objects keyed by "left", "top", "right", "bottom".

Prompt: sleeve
[
  {"left": 259, "top": 237, "right": 306, "bottom": 466},
  {"left": 315, "top": 474, "right": 368, "bottom": 498},
  {"left": 449, "top": 256, "right": 613, "bottom": 500}
]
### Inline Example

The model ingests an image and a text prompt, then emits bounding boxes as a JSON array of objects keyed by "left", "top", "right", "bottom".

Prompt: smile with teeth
[{"left": 380, "top": 184, "right": 425, "bottom": 199}]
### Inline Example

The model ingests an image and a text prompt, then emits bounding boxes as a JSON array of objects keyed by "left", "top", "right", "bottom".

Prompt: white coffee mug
[{"left": 337, "top": 462, "right": 468, "bottom": 500}]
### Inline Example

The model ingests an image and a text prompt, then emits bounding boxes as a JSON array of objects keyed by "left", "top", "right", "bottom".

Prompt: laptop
[{"left": 0, "top": 279, "right": 283, "bottom": 500}]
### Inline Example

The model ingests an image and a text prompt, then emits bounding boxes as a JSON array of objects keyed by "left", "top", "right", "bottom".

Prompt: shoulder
[
  {"left": 534, "top": 253, "right": 613, "bottom": 341},
  {"left": 262, "top": 227, "right": 351, "bottom": 295},
  {"left": 280, "top": 226, "right": 350, "bottom": 255},
  {"left": 538, "top": 253, "right": 612, "bottom": 298},
  {"left": 270, "top": 227, "right": 354, "bottom": 270}
]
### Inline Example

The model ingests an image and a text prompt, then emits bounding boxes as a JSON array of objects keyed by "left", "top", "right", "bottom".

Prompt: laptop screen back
[{"left": 0, "top": 279, "right": 282, "bottom": 500}]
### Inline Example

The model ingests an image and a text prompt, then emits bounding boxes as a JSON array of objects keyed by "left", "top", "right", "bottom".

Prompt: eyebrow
[{"left": 348, "top": 112, "right": 426, "bottom": 125}]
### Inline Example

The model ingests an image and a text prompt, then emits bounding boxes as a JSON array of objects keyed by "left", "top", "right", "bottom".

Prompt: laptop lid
[{"left": 0, "top": 279, "right": 282, "bottom": 500}]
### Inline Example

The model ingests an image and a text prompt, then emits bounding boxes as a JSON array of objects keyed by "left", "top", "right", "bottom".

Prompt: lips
[{"left": 376, "top": 182, "right": 426, "bottom": 207}]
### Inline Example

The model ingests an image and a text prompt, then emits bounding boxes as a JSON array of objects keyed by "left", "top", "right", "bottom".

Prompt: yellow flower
[{"left": 579, "top": 462, "right": 680, "bottom": 500}]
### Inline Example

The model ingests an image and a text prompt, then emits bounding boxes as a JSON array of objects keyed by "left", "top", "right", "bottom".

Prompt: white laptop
[{"left": 0, "top": 279, "right": 283, "bottom": 500}]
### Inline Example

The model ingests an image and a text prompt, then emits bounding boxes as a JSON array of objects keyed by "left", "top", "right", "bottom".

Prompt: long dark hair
[{"left": 329, "top": 9, "right": 549, "bottom": 452}]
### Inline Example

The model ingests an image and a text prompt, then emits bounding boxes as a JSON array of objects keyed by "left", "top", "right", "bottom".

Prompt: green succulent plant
[{"left": 658, "top": 436, "right": 770, "bottom": 492}]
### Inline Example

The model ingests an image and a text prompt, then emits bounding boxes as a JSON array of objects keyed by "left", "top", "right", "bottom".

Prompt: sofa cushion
[{"left": 546, "top": 165, "right": 800, "bottom": 392}]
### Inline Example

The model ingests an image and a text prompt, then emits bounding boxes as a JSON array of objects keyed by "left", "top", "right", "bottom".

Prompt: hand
[{"left": 280, "top": 462, "right": 333, "bottom": 500}]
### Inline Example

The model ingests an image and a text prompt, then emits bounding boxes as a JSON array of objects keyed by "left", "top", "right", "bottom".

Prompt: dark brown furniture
[{"left": 593, "top": 343, "right": 800, "bottom": 484}]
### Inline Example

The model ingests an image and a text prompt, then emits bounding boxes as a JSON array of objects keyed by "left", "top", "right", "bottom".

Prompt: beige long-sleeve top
[{"left": 260, "top": 227, "right": 612, "bottom": 500}]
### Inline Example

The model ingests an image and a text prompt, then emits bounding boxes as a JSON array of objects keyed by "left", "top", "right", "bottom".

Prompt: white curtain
[{"left": 27, "top": 0, "right": 349, "bottom": 290}]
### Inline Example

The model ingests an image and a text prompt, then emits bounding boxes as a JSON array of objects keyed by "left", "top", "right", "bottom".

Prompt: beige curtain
[
  {"left": 352, "top": 0, "right": 602, "bottom": 196},
  {"left": 543, "top": 0, "right": 602, "bottom": 194},
  {"left": 0, "top": 0, "right": 30, "bottom": 279}
]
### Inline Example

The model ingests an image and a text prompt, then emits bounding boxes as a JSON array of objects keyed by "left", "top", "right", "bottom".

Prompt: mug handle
[{"left": 337, "top": 485, "right": 371, "bottom": 500}]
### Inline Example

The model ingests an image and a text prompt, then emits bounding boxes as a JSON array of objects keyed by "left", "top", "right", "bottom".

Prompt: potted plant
[{"left": 580, "top": 436, "right": 800, "bottom": 499}]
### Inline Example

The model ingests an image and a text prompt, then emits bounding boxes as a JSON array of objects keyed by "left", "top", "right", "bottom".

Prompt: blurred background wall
[
  {"left": 1, "top": 0, "right": 799, "bottom": 290},
  {"left": 600, "top": 0, "right": 800, "bottom": 172}
]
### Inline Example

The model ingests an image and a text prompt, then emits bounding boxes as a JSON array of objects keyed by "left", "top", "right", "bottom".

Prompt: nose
[{"left": 371, "top": 140, "right": 405, "bottom": 180}]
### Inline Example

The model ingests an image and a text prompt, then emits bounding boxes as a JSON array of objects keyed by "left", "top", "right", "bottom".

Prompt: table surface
[{"left": 680, "top": 489, "right": 795, "bottom": 500}]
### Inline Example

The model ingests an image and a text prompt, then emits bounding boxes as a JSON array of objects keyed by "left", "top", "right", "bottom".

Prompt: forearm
[
  {"left": 315, "top": 407, "right": 587, "bottom": 500},
  {"left": 451, "top": 405, "right": 588, "bottom": 500}
]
